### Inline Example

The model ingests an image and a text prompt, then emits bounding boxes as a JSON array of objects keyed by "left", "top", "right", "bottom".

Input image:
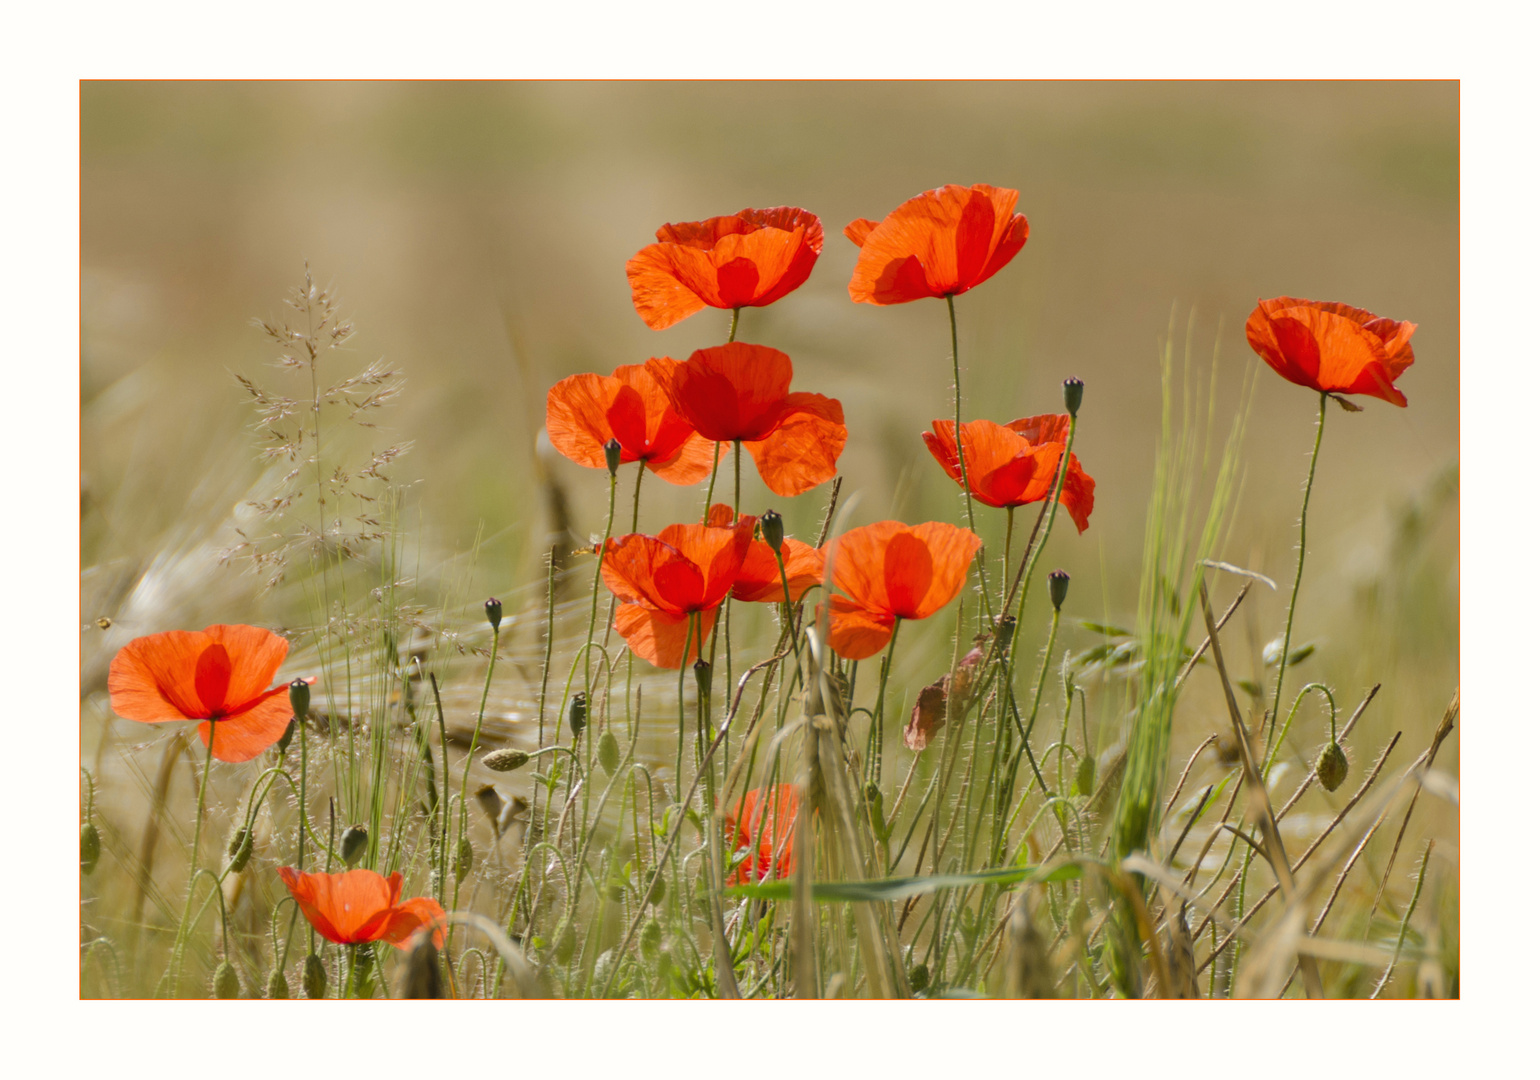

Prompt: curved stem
[{"left": 1267, "top": 392, "right": 1328, "bottom": 750}]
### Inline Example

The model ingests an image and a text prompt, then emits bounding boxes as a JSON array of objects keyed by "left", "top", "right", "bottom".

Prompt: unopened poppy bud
[
  {"left": 604, "top": 438, "right": 623, "bottom": 476},
  {"left": 1062, "top": 377, "right": 1084, "bottom": 419},
  {"left": 339, "top": 824, "right": 368, "bottom": 867},
  {"left": 645, "top": 874, "right": 666, "bottom": 907},
  {"left": 266, "top": 967, "right": 290, "bottom": 999},
  {"left": 909, "top": 963, "right": 930, "bottom": 993},
  {"left": 554, "top": 925, "right": 577, "bottom": 964},
  {"left": 212, "top": 960, "right": 240, "bottom": 1000},
  {"left": 482, "top": 748, "right": 530, "bottom": 772},
  {"left": 568, "top": 692, "right": 588, "bottom": 738},
  {"left": 225, "top": 826, "right": 253, "bottom": 873},
  {"left": 276, "top": 717, "right": 295, "bottom": 755},
  {"left": 80, "top": 822, "right": 101, "bottom": 875},
  {"left": 454, "top": 836, "right": 474, "bottom": 881},
  {"left": 288, "top": 678, "right": 310, "bottom": 721},
  {"left": 302, "top": 953, "right": 327, "bottom": 999},
  {"left": 1048, "top": 569, "right": 1070, "bottom": 612},
  {"left": 1316, "top": 741, "right": 1349, "bottom": 793},
  {"left": 760, "top": 509, "right": 784, "bottom": 552},
  {"left": 1075, "top": 754, "right": 1096, "bottom": 797},
  {"left": 994, "top": 614, "right": 1016, "bottom": 654},
  {"left": 598, "top": 730, "right": 620, "bottom": 775},
  {"left": 640, "top": 919, "right": 663, "bottom": 962},
  {"left": 693, "top": 659, "right": 712, "bottom": 699},
  {"left": 484, "top": 597, "right": 503, "bottom": 631}
]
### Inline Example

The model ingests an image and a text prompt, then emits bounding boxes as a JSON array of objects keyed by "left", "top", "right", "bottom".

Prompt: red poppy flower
[
  {"left": 922, "top": 415, "right": 1096, "bottom": 533},
  {"left": 546, "top": 361, "right": 719, "bottom": 485},
  {"left": 601, "top": 513, "right": 756, "bottom": 669},
  {"left": 845, "top": 184, "right": 1029, "bottom": 305},
  {"left": 1245, "top": 296, "right": 1417, "bottom": 407},
  {"left": 107, "top": 624, "right": 307, "bottom": 763},
  {"left": 824, "top": 521, "right": 983, "bottom": 660},
  {"left": 701, "top": 504, "right": 827, "bottom": 604},
  {"left": 627, "top": 207, "right": 824, "bottom": 331},
  {"left": 276, "top": 867, "right": 446, "bottom": 949},
  {"left": 723, "top": 784, "right": 801, "bottom": 885},
  {"left": 647, "top": 343, "right": 846, "bottom": 498}
]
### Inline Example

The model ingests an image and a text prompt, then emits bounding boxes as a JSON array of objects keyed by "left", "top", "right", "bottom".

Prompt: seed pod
[
  {"left": 225, "top": 827, "right": 253, "bottom": 874},
  {"left": 1062, "top": 376, "right": 1084, "bottom": 419},
  {"left": 1075, "top": 754, "right": 1096, "bottom": 796},
  {"left": 212, "top": 960, "right": 241, "bottom": 1000},
  {"left": 302, "top": 953, "right": 327, "bottom": 999},
  {"left": 484, "top": 596, "right": 503, "bottom": 632},
  {"left": 1048, "top": 569, "right": 1070, "bottom": 613},
  {"left": 275, "top": 717, "right": 296, "bottom": 755},
  {"left": 693, "top": 659, "right": 711, "bottom": 699},
  {"left": 266, "top": 967, "right": 290, "bottom": 999},
  {"left": 1316, "top": 741, "right": 1349, "bottom": 793},
  {"left": 568, "top": 692, "right": 588, "bottom": 738},
  {"left": 482, "top": 748, "right": 531, "bottom": 772},
  {"left": 640, "top": 919, "right": 663, "bottom": 962},
  {"left": 80, "top": 822, "right": 101, "bottom": 875},
  {"left": 603, "top": 438, "right": 623, "bottom": 476},
  {"left": 340, "top": 824, "right": 368, "bottom": 867},
  {"left": 759, "top": 509, "right": 784, "bottom": 552},
  {"left": 598, "top": 730, "right": 620, "bottom": 775},
  {"left": 454, "top": 837, "right": 474, "bottom": 881},
  {"left": 288, "top": 678, "right": 311, "bottom": 721}
]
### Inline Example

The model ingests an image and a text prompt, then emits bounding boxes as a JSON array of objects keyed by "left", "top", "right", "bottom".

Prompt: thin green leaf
[{"left": 723, "top": 863, "right": 1081, "bottom": 903}]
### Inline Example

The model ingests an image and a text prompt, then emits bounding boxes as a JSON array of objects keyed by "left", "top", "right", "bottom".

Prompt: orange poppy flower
[
  {"left": 702, "top": 504, "right": 827, "bottom": 604},
  {"left": 1245, "top": 296, "right": 1417, "bottom": 407},
  {"left": 824, "top": 521, "right": 983, "bottom": 660},
  {"left": 601, "top": 513, "right": 756, "bottom": 669},
  {"left": 627, "top": 207, "right": 824, "bottom": 331},
  {"left": 107, "top": 624, "right": 307, "bottom": 763},
  {"left": 922, "top": 415, "right": 1096, "bottom": 533},
  {"left": 276, "top": 867, "right": 446, "bottom": 949},
  {"left": 647, "top": 343, "right": 846, "bottom": 498},
  {"left": 723, "top": 784, "right": 801, "bottom": 885},
  {"left": 845, "top": 183, "right": 1029, "bottom": 305},
  {"left": 546, "top": 361, "right": 719, "bottom": 485}
]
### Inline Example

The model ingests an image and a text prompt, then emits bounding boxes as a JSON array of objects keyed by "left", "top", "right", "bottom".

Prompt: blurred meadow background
[{"left": 79, "top": 80, "right": 1458, "bottom": 996}]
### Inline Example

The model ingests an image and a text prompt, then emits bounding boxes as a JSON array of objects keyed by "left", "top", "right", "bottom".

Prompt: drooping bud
[
  {"left": 484, "top": 596, "right": 503, "bottom": 632},
  {"left": 454, "top": 837, "right": 474, "bottom": 881},
  {"left": 760, "top": 509, "right": 784, "bottom": 552},
  {"left": 568, "top": 692, "right": 588, "bottom": 738},
  {"left": 482, "top": 748, "right": 531, "bottom": 772},
  {"left": 212, "top": 960, "right": 241, "bottom": 1000},
  {"left": 645, "top": 874, "right": 666, "bottom": 907},
  {"left": 266, "top": 967, "right": 290, "bottom": 999},
  {"left": 80, "top": 822, "right": 101, "bottom": 875},
  {"left": 276, "top": 717, "right": 295, "bottom": 755},
  {"left": 693, "top": 659, "right": 712, "bottom": 699},
  {"left": 225, "top": 826, "right": 253, "bottom": 874},
  {"left": 340, "top": 824, "right": 368, "bottom": 867},
  {"left": 598, "top": 730, "right": 620, "bottom": 775},
  {"left": 640, "top": 919, "right": 663, "bottom": 962},
  {"left": 1062, "top": 376, "right": 1084, "bottom": 419},
  {"left": 909, "top": 963, "right": 930, "bottom": 993},
  {"left": 1048, "top": 569, "right": 1070, "bottom": 613},
  {"left": 603, "top": 438, "right": 623, "bottom": 476},
  {"left": 288, "top": 678, "right": 311, "bottom": 722},
  {"left": 993, "top": 614, "right": 1016, "bottom": 656},
  {"left": 1075, "top": 754, "right": 1096, "bottom": 797},
  {"left": 302, "top": 953, "right": 327, "bottom": 999},
  {"left": 1316, "top": 741, "right": 1349, "bottom": 793},
  {"left": 554, "top": 925, "right": 577, "bottom": 964}
]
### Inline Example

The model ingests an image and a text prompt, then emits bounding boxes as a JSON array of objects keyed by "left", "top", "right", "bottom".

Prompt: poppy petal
[
  {"left": 602, "top": 534, "right": 702, "bottom": 614},
  {"left": 826, "top": 595, "right": 896, "bottom": 660},
  {"left": 277, "top": 868, "right": 396, "bottom": 945},
  {"left": 626, "top": 244, "right": 710, "bottom": 330},
  {"left": 907, "top": 522, "right": 983, "bottom": 619},
  {"left": 379, "top": 897, "right": 448, "bottom": 949},
  {"left": 657, "top": 514, "right": 755, "bottom": 606},
  {"left": 614, "top": 603, "right": 718, "bottom": 669},
  {"left": 733, "top": 537, "right": 825, "bottom": 603},
  {"left": 108, "top": 629, "right": 212, "bottom": 722},
  {"left": 546, "top": 373, "right": 621, "bottom": 469},
  {"left": 843, "top": 218, "right": 880, "bottom": 247},
  {"left": 743, "top": 392, "right": 846, "bottom": 497},
  {"left": 195, "top": 686, "right": 293, "bottom": 763},
  {"left": 659, "top": 344, "right": 796, "bottom": 444}
]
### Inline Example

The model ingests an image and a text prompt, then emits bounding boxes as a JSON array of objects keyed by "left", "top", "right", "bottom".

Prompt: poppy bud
[
  {"left": 484, "top": 596, "right": 503, "bottom": 631},
  {"left": 1075, "top": 754, "right": 1096, "bottom": 797},
  {"left": 288, "top": 678, "right": 310, "bottom": 722},
  {"left": 603, "top": 438, "right": 623, "bottom": 476},
  {"left": 266, "top": 967, "right": 290, "bottom": 999},
  {"left": 302, "top": 953, "right": 327, "bottom": 999},
  {"left": 909, "top": 963, "right": 930, "bottom": 993},
  {"left": 1048, "top": 569, "right": 1070, "bottom": 612},
  {"left": 225, "top": 826, "right": 253, "bottom": 874},
  {"left": 640, "top": 919, "right": 663, "bottom": 962},
  {"left": 693, "top": 659, "right": 712, "bottom": 699},
  {"left": 212, "top": 960, "right": 241, "bottom": 999},
  {"left": 994, "top": 614, "right": 1016, "bottom": 655},
  {"left": 1062, "top": 377, "right": 1084, "bottom": 419},
  {"left": 482, "top": 748, "right": 530, "bottom": 772},
  {"left": 568, "top": 692, "right": 588, "bottom": 738},
  {"left": 598, "top": 730, "right": 620, "bottom": 775},
  {"left": 1316, "top": 741, "right": 1349, "bottom": 793},
  {"left": 340, "top": 824, "right": 368, "bottom": 867},
  {"left": 760, "top": 509, "right": 784, "bottom": 552},
  {"left": 398, "top": 932, "right": 443, "bottom": 999},
  {"left": 454, "top": 836, "right": 474, "bottom": 881},
  {"left": 554, "top": 925, "right": 577, "bottom": 964},
  {"left": 276, "top": 717, "right": 295, "bottom": 755},
  {"left": 80, "top": 822, "right": 101, "bottom": 875},
  {"left": 645, "top": 874, "right": 666, "bottom": 907}
]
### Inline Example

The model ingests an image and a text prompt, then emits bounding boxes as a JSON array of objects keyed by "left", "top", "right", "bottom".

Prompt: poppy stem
[
  {"left": 167, "top": 723, "right": 216, "bottom": 996},
  {"left": 630, "top": 459, "right": 645, "bottom": 534},
  {"left": 449, "top": 619, "right": 500, "bottom": 952},
  {"left": 675, "top": 614, "right": 698, "bottom": 797},
  {"left": 1001, "top": 506, "right": 1016, "bottom": 613},
  {"left": 870, "top": 621, "right": 902, "bottom": 786},
  {"left": 1267, "top": 392, "right": 1328, "bottom": 753},
  {"left": 946, "top": 293, "right": 994, "bottom": 624},
  {"left": 728, "top": 306, "right": 740, "bottom": 343},
  {"left": 702, "top": 442, "right": 723, "bottom": 524}
]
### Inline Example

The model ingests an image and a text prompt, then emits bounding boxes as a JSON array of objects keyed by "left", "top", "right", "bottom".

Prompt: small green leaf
[
  {"left": 1079, "top": 621, "right": 1134, "bottom": 638},
  {"left": 723, "top": 862, "right": 1080, "bottom": 903}
]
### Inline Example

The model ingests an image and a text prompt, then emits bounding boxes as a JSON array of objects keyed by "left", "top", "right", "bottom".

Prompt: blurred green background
[{"left": 80, "top": 81, "right": 1457, "bottom": 796}]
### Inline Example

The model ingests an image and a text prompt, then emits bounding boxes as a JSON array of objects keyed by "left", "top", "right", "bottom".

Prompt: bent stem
[{"left": 1267, "top": 392, "right": 1327, "bottom": 751}]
